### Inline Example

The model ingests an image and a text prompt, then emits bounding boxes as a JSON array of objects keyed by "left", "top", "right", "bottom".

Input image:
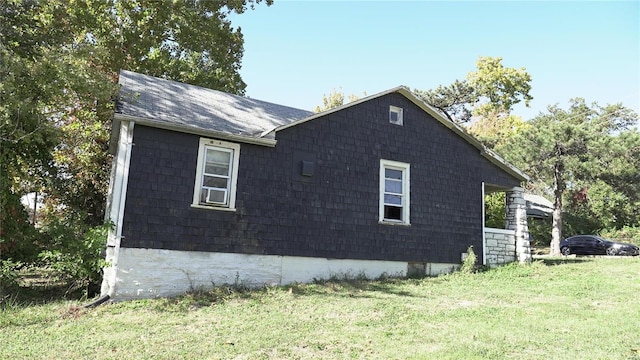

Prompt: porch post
[{"left": 505, "top": 187, "right": 532, "bottom": 263}]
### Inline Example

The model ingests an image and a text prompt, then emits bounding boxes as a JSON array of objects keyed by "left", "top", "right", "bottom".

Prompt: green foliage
[
  {"left": 600, "top": 226, "right": 640, "bottom": 246},
  {"left": 527, "top": 218, "right": 552, "bottom": 248},
  {"left": 1, "top": 0, "right": 271, "bottom": 289},
  {"left": 0, "top": 259, "right": 21, "bottom": 295},
  {"left": 415, "top": 56, "right": 533, "bottom": 124},
  {"left": 37, "top": 220, "right": 111, "bottom": 295},
  {"left": 460, "top": 245, "right": 477, "bottom": 274},
  {"left": 500, "top": 99, "right": 639, "bottom": 255},
  {"left": 467, "top": 56, "right": 532, "bottom": 118},
  {"left": 415, "top": 79, "right": 476, "bottom": 123},
  {"left": 0, "top": 191, "right": 40, "bottom": 262},
  {"left": 314, "top": 88, "right": 364, "bottom": 112},
  {"left": 562, "top": 211, "right": 603, "bottom": 238},
  {"left": 468, "top": 113, "right": 530, "bottom": 148},
  {"left": 71, "top": 0, "right": 273, "bottom": 94},
  {"left": 484, "top": 192, "right": 506, "bottom": 228}
]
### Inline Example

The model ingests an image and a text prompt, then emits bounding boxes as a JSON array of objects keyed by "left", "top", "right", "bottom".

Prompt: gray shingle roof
[{"left": 116, "top": 70, "right": 314, "bottom": 139}]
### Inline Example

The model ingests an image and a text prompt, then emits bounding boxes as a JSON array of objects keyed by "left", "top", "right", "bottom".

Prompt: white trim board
[{"left": 101, "top": 121, "right": 135, "bottom": 297}]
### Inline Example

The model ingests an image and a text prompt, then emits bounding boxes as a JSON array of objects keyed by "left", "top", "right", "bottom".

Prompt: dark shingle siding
[{"left": 121, "top": 94, "right": 521, "bottom": 265}]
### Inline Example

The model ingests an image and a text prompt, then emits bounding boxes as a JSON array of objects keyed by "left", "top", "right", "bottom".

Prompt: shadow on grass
[
  {"left": 1, "top": 284, "right": 88, "bottom": 309},
  {"left": 290, "top": 277, "right": 422, "bottom": 299},
  {"left": 537, "top": 257, "right": 595, "bottom": 266},
  {"left": 537, "top": 255, "right": 638, "bottom": 266},
  {"left": 4, "top": 272, "right": 424, "bottom": 312},
  {"left": 145, "top": 276, "right": 426, "bottom": 313},
  {"left": 2, "top": 268, "right": 97, "bottom": 309}
]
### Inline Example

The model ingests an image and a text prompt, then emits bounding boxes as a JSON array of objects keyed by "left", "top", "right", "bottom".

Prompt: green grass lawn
[{"left": 2, "top": 257, "right": 639, "bottom": 359}]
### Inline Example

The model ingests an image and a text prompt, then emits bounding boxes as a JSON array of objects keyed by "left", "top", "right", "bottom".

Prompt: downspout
[{"left": 84, "top": 294, "right": 111, "bottom": 308}]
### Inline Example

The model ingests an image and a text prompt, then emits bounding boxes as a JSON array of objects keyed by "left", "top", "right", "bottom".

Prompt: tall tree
[
  {"left": 47, "top": 0, "right": 272, "bottom": 227},
  {"left": 74, "top": 0, "right": 270, "bottom": 94},
  {"left": 415, "top": 80, "right": 476, "bottom": 123},
  {"left": 415, "top": 56, "right": 532, "bottom": 124},
  {"left": 501, "top": 99, "right": 638, "bottom": 255},
  {"left": 1, "top": 0, "right": 271, "bottom": 288},
  {"left": 1, "top": 0, "right": 104, "bottom": 255},
  {"left": 467, "top": 56, "right": 533, "bottom": 118},
  {"left": 563, "top": 127, "right": 640, "bottom": 234}
]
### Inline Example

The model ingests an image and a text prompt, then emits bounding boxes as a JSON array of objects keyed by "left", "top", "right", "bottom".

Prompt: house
[{"left": 101, "top": 70, "right": 531, "bottom": 300}]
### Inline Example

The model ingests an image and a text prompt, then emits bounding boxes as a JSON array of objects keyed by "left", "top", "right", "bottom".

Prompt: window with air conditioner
[{"left": 192, "top": 138, "right": 240, "bottom": 210}]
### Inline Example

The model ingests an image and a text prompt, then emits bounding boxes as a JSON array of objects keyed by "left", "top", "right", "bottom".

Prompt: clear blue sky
[{"left": 232, "top": 0, "right": 639, "bottom": 120}]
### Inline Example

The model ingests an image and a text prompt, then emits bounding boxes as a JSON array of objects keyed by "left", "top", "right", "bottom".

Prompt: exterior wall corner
[{"left": 100, "top": 120, "right": 135, "bottom": 297}]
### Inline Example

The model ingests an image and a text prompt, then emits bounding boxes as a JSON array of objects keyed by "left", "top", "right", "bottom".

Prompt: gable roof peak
[{"left": 269, "top": 85, "right": 528, "bottom": 182}]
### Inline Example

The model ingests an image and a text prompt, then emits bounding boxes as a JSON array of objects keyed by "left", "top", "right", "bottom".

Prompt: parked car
[{"left": 560, "top": 235, "right": 639, "bottom": 256}]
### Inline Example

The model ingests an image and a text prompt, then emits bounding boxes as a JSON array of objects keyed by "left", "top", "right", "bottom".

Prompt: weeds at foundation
[{"left": 460, "top": 245, "right": 478, "bottom": 274}]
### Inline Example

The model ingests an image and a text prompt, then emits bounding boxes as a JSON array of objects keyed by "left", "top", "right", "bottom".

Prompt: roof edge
[
  {"left": 113, "top": 114, "right": 278, "bottom": 147},
  {"left": 394, "top": 88, "right": 529, "bottom": 182},
  {"left": 269, "top": 86, "right": 410, "bottom": 134},
  {"left": 269, "top": 86, "right": 529, "bottom": 182}
]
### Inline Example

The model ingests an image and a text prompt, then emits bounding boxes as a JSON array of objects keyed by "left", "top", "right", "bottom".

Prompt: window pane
[
  {"left": 384, "top": 194, "right": 402, "bottom": 205},
  {"left": 384, "top": 205, "right": 402, "bottom": 220},
  {"left": 206, "top": 148, "right": 231, "bottom": 163},
  {"left": 385, "top": 168, "right": 402, "bottom": 180},
  {"left": 203, "top": 176, "right": 228, "bottom": 188},
  {"left": 205, "top": 163, "right": 229, "bottom": 176},
  {"left": 205, "top": 149, "right": 231, "bottom": 175},
  {"left": 385, "top": 179, "right": 402, "bottom": 194}
]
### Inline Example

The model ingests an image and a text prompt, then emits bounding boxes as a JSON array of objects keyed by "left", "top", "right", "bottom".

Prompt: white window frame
[
  {"left": 379, "top": 159, "right": 410, "bottom": 225},
  {"left": 389, "top": 106, "right": 403, "bottom": 126},
  {"left": 192, "top": 138, "right": 240, "bottom": 211}
]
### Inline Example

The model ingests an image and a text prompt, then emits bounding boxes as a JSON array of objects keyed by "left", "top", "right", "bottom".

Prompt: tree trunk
[
  {"left": 550, "top": 147, "right": 565, "bottom": 256},
  {"left": 550, "top": 195, "right": 563, "bottom": 256}
]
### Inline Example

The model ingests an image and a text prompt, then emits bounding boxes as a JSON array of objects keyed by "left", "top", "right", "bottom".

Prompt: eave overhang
[{"left": 109, "top": 113, "right": 277, "bottom": 154}]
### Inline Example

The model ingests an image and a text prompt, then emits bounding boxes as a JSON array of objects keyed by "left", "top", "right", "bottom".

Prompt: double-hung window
[
  {"left": 192, "top": 138, "right": 240, "bottom": 210},
  {"left": 379, "top": 159, "right": 410, "bottom": 224}
]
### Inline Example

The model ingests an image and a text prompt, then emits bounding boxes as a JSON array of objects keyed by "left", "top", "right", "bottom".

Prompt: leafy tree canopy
[
  {"left": 415, "top": 56, "right": 532, "bottom": 124},
  {"left": 1, "top": 0, "right": 271, "bottom": 291},
  {"left": 500, "top": 98, "right": 639, "bottom": 255}
]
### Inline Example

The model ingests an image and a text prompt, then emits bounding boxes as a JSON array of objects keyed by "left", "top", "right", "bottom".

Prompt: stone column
[{"left": 505, "top": 187, "right": 532, "bottom": 263}]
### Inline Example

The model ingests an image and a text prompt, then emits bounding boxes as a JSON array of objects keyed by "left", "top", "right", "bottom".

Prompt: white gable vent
[{"left": 389, "top": 106, "right": 403, "bottom": 125}]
